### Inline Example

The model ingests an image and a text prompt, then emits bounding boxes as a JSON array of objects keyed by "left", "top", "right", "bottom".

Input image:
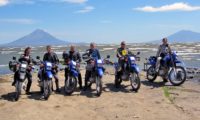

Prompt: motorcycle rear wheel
[{"left": 146, "top": 66, "right": 157, "bottom": 82}]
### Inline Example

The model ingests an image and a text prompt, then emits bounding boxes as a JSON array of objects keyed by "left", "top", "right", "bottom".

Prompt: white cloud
[
  {"left": 135, "top": 2, "right": 200, "bottom": 12},
  {"left": 0, "top": 0, "right": 35, "bottom": 6},
  {"left": 75, "top": 6, "right": 94, "bottom": 13},
  {"left": 0, "top": 0, "right": 9, "bottom": 6},
  {"left": 39, "top": 0, "right": 87, "bottom": 4},
  {"left": 0, "top": 0, "right": 87, "bottom": 6},
  {"left": 0, "top": 18, "right": 37, "bottom": 24},
  {"left": 62, "top": 0, "right": 87, "bottom": 4},
  {"left": 11, "top": 0, "right": 35, "bottom": 5}
]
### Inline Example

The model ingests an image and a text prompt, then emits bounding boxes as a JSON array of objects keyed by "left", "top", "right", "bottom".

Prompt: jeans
[{"left": 13, "top": 71, "right": 32, "bottom": 92}]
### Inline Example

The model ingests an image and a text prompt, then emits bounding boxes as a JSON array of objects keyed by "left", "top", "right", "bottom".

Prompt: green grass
[{"left": 162, "top": 86, "right": 175, "bottom": 103}]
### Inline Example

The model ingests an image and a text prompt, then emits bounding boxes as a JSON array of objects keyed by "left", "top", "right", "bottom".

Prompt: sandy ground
[{"left": 0, "top": 68, "right": 200, "bottom": 120}]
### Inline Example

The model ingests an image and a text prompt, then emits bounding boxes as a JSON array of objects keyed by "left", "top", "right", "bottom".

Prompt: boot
[
  {"left": 55, "top": 79, "right": 60, "bottom": 93},
  {"left": 78, "top": 73, "right": 82, "bottom": 89}
]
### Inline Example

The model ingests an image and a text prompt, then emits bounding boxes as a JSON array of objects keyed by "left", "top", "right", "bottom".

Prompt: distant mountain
[
  {"left": 151, "top": 30, "right": 200, "bottom": 43},
  {"left": 5, "top": 29, "right": 69, "bottom": 47}
]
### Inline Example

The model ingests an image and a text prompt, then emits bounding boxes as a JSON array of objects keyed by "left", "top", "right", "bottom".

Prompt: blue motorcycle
[
  {"left": 146, "top": 51, "right": 187, "bottom": 86},
  {"left": 82, "top": 53, "right": 104, "bottom": 96},
  {"left": 64, "top": 60, "right": 79, "bottom": 95},
  {"left": 36, "top": 56, "right": 54, "bottom": 100},
  {"left": 114, "top": 52, "right": 141, "bottom": 92}
]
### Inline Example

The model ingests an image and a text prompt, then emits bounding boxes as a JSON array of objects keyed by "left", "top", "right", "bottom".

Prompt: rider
[
  {"left": 156, "top": 38, "right": 172, "bottom": 82},
  {"left": 63, "top": 45, "right": 82, "bottom": 89},
  {"left": 116, "top": 41, "right": 132, "bottom": 73},
  {"left": 43, "top": 45, "right": 60, "bottom": 92},
  {"left": 156, "top": 38, "right": 172, "bottom": 70},
  {"left": 84, "top": 42, "right": 101, "bottom": 90},
  {"left": 12, "top": 47, "right": 36, "bottom": 95}
]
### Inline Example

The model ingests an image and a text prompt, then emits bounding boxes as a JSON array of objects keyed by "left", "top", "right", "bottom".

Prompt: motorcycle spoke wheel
[{"left": 169, "top": 66, "right": 186, "bottom": 86}]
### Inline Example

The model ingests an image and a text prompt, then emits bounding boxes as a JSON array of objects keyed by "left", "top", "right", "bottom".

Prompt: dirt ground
[{"left": 0, "top": 68, "right": 200, "bottom": 120}]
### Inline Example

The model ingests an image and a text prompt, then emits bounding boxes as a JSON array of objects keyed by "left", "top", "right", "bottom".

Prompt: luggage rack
[{"left": 143, "top": 58, "right": 151, "bottom": 71}]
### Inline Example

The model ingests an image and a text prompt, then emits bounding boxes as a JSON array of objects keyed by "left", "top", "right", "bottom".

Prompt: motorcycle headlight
[
  {"left": 21, "top": 64, "right": 27, "bottom": 68},
  {"left": 97, "top": 59, "right": 103, "bottom": 67}
]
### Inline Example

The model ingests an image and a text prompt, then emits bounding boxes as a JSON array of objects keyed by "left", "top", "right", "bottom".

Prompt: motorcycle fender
[
  {"left": 97, "top": 68, "right": 103, "bottom": 77},
  {"left": 71, "top": 69, "right": 79, "bottom": 77},
  {"left": 19, "top": 73, "right": 26, "bottom": 80},
  {"left": 46, "top": 71, "right": 53, "bottom": 79},
  {"left": 131, "top": 65, "right": 140, "bottom": 74},
  {"left": 175, "top": 60, "right": 182, "bottom": 64}
]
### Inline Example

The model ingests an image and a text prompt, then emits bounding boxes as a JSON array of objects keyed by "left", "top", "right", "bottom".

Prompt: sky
[{"left": 0, "top": 0, "right": 200, "bottom": 44}]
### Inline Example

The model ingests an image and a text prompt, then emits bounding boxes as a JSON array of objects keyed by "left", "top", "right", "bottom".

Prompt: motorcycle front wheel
[
  {"left": 96, "top": 76, "right": 102, "bottom": 97},
  {"left": 15, "top": 81, "right": 22, "bottom": 101},
  {"left": 169, "top": 66, "right": 187, "bottom": 86},
  {"left": 64, "top": 76, "right": 77, "bottom": 95},
  {"left": 43, "top": 79, "right": 52, "bottom": 100},
  {"left": 130, "top": 73, "right": 141, "bottom": 92}
]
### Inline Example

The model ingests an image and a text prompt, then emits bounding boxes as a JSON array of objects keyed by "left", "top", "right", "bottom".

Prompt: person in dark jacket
[
  {"left": 116, "top": 41, "right": 132, "bottom": 60},
  {"left": 12, "top": 47, "right": 36, "bottom": 95},
  {"left": 63, "top": 45, "right": 82, "bottom": 89},
  {"left": 84, "top": 42, "right": 101, "bottom": 90},
  {"left": 117, "top": 41, "right": 132, "bottom": 69},
  {"left": 43, "top": 45, "right": 60, "bottom": 92}
]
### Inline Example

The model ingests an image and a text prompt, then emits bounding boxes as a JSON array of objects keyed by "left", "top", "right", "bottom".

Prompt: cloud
[
  {"left": 0, "top": 0, "right": 35, "bottom": 6},
  {"left": 11, "top": 0, "right": 35, "bottom": 5},
  {"left": 0, "top": 18, "right": 37, "bottom": 24},
  {"left": 75, "top": 6, "right": 94, "bottom": 13},
  {"left": 39, "top": 0, "right": 87, "bottom": 4},
  {"left": 0, "top": 0, "right": 9, "bottom": 6},
  {"left": 135, "top": 2, "right": 200, "bottom": 12},
  {"left": 0, "top": 0, "right": 87, "bottom": 6},
  {"left": 62, "top": 0, "right": 87, "bottom": 4}
]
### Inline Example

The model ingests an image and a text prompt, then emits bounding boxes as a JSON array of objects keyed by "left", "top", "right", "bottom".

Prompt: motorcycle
[
  {"left": 114, "top": 52, "right": 141, "bottom": 92},
  {"left": 9, "top": 57, "right": 34, "bottom": 101},
  {"left": 36, "top": 56, "right": 54, "bottom": 100},
  {"left": 82, "top": 53, "right": 104, "bottom": 96},
  {"left": 64, "top": 60, "right": 79, "bottom": 95},
  {"left": 146, "top": 51, "right": 187, "bottom": 86}
]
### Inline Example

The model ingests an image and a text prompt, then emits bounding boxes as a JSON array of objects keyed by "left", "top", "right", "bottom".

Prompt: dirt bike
[
  {"left": 9, "top": 57, "right": 34, "bottom": 101},
  {"left": 64, "top": 60, "right": 80, "bottom": 95},
  {"left": 146, "top": 51, "right": 187, "bottom": 86},
  {"left": 82, "top": 52, "right": 104, "bottom": 96},
  {"left": 36, "top": 56, "right": 54, "bottom": 100},
  {"left": 114, "top": 52, "right": 141, "bottom": 92}
]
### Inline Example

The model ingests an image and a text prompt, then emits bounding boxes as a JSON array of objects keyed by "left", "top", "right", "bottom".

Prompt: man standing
[
  {"left": 63, "top": 45, "right": 82, "bottom": 89},
  {"left": 84, "top": 42, "right": 101, "bottom": 90},
  {"left": 43, "top": 45, "right": 60, "bottom": 92},
  {"left": 12, "top": 47, "right": 36, "bottom": 95}
]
